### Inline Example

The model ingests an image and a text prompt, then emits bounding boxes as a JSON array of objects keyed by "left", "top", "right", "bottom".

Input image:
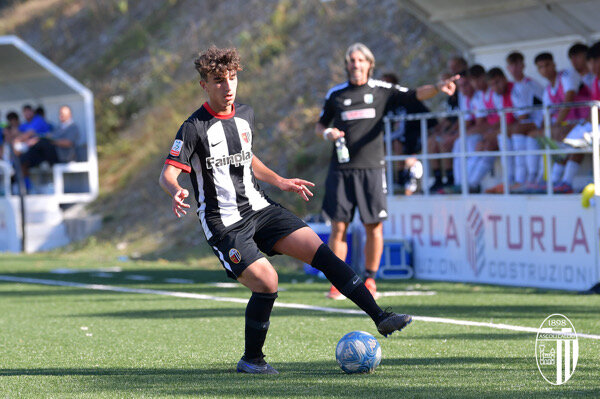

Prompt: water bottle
[{"left": 335, "top": 137, "right": 350, "bottom": 163}]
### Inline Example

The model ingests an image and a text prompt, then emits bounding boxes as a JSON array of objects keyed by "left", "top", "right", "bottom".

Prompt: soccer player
[
  {"left": 505, "top": 51, "right": 546, "bottom": 192},
  {"left": 457, "top": 64, "right": 495, "bottom": 193},
  {"left": 159, "top": 46, "right": 412, "bottom": 375},
  {"left": 568, "top": 43, "right": 594, "bottom": 100},
  {"left": 557, "top": 42, "right": 600, "bottom": 191},
  {"left": 315, "top": 43, "right": 457, "bottom": 300},
  {"left": 506, "top": 51, "right": 544, "bottom": 104},
  {"left": 530, "top": 52, "right": 582, "bottom": 193},
  {"left": 437, "top": 74, "right": 480, "bottom": 194},
  {"left": 483, "top": 68, "right": 541, "bottom": 193}
]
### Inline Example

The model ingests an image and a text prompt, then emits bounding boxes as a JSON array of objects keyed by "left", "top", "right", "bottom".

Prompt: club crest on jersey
[
  {"left": 229, "top": 248, "right": 241, "bottom": 264},
  {"left": 240, "top": 130, "right": 251, "bottom": 144},
  {"left": 364, "top": 94, "right": 374, "bottom": 104},
  {"left": 170, "top": 139, "right": 183, "bottom": 156},
  {"left": 343, "top": 98, "right": 352, "bottom": 106}
]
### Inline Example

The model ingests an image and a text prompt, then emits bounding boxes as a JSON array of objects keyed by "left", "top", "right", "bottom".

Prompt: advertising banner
[{"left": 383, "top": 197, "right": 599, "bottom": 291}]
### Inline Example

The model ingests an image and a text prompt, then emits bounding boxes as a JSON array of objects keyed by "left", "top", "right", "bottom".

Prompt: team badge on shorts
[
  {"left": 170, "top": 139, "right": 183, "bottom": 156},
  {"left": 229, "top": 248, "right": 242, "bottom": 264}
]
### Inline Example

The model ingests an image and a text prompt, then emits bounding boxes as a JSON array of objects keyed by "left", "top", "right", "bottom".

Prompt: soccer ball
[{"left": 335, "top": 331, "right": 382, "bottom": 374}]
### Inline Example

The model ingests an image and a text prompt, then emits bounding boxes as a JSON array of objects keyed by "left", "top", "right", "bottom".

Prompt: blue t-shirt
[{"left": 19, "top": 115, "right": 53, "bottom": 135}]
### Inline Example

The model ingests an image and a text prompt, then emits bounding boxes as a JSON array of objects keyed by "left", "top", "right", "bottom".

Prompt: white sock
[
  {"left": 468, "top": 156, "right": 494, "bottom": 188},
  {"left": 497, "top": 134, "right": 514, "bottom": 184},
  {"left": 562, "top": 160, "right": 580, "bottom": 186},
  {"left": 511, "top": 134, "right": 527, "bottom": 184},
  {"left": 551, "top": 163, "right": 565, "bottom": 185},
  {"left": 525, "top": 136, "right": 540, "bottom": 183}
]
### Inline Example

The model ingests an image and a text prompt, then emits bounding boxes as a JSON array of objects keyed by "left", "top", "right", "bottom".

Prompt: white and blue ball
[{"left": 335, "top": 331, "right": 382, "bottom": 374}]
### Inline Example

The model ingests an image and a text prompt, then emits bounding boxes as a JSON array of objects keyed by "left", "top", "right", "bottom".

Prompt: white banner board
[{"left": 383, "top": 197, "right": 599, "bottom": 291}]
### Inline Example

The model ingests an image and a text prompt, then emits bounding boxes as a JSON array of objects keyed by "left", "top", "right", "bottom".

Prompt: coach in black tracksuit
[{"left": 316, "top": 43, "right": 458, "bottom": 300}]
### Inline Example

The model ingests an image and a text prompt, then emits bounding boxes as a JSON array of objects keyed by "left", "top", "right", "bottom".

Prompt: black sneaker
[
  {"left": 236, "top": 356, "right": 279, "bottom": 374},
  {"left": 376, "top": 311, "right": 412, "bottom": 337}
]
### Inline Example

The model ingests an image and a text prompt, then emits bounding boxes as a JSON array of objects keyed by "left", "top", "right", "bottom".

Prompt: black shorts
[
  {"left": 210, "top": 204, "right": 307, "bottom": 280},
  {"left": 20, "top": 137, "right": 58, "bottom": 168},
  {"left": 322, "top": 167, "right": 388, "bottom": 224}
]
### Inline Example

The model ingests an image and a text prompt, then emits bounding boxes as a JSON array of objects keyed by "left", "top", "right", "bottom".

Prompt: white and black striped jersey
[
  {"left": 319, "top": 79, "right": 417, "bottom": 169},
  {"left": 165, "top": 102, "right": 272, "bottom": 244}
]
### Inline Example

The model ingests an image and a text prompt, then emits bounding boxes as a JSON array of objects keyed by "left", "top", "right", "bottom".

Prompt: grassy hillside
[{"left": 0, "top": 0, "right": 455, "bottom": 261}]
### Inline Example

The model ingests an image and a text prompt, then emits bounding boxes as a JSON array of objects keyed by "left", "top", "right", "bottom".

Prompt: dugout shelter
[
  {"left": 372, "top": 0, "right": 600, "bottom": 291},
  {"left": 0, "top": 35, "right": 99, "bottom": 252}
]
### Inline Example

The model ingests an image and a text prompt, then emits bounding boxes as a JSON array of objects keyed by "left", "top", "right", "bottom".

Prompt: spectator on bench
[
  {"left": 13, "top": 104, "right": 53, "bottom": 155},
  {"left": 35, "top": 106, "right": 54, "bottom": 132},
  {"left": 1, "top": 112, "right": 21, "bottom": 157},
  {"left": 19, "top": 104, "right": 52, "bottom": 135},
  {"left": 19, "top": 105, "right": 80, "bottom": 190}
]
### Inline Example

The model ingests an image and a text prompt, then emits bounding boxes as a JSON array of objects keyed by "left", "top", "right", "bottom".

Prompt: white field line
[{"left": 1, "top": 275, "right": 599, "bottom": 340}]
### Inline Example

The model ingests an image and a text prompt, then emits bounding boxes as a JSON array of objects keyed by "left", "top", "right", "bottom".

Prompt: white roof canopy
[
  {"left": 401, "top": 0, "right": 600, "bottom": 53},
  {"left": 0, "top": 35, "right": 90, "bottom": 103}
]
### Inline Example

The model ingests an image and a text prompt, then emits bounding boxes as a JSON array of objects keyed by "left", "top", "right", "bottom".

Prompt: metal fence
[{"left": 384, "top": 100, "right": 600, "bottom": 196}]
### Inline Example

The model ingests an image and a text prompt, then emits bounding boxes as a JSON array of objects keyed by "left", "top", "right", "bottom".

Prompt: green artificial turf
[{"left": 0, "top": 254, "right": 599, "bottom": 398}]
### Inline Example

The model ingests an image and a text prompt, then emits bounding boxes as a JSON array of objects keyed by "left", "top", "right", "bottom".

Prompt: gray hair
[{"left": 345, "top": 42, "right": 375, "bottom": 78}]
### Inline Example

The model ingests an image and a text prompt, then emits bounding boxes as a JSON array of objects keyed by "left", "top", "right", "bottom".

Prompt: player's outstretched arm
[
  {"left": 252, "top": 155, "right": 315, "bottom": 201},
  {"left": 159, "top": 164, "right": 191, "bottom": 218},
  {"left": 416, "top": 74, "right": 460, "bottom": 101}
]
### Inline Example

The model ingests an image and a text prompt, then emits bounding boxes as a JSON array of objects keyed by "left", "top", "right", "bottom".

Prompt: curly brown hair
[{"left": 194, "top": 46, "right": 242, "bottom": 81}]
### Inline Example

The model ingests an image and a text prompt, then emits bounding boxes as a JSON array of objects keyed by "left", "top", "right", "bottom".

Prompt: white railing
[
  {"left": 384, "top": 101, "right": 600, "bottom": 196},
  {"left": 0, "top": 144, "right": 12, "bottom": 197}
]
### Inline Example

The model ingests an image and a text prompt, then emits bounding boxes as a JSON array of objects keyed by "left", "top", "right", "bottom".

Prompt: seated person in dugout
[
  {"left": 380, "top": 72, "right": 436, "bottom": 195},
  {"left": 567, "top": 43, "right": 594, "bottom": 109},
  {"left": 19, "top": 104, "right": 52, "bottom": 135},
  {"left": 19, "top": 105, "right": 80, "bottom": 187},
  {"left": 506, "top": 51, "right": 544, "bottom": 105},
  {"left": 424, "top": 71, "right": 465, "bottom": 192},
  {"left": 483, "top": 68, "right": 543, "bottom": 193},
  {"left": 527, "top": 51, "right": 587, "bottom": 194},
  {"left": 556, "top": 41, "right": 600, "bottom": 193},
  {"left": 1, "top": 112, "right": 21, "bottom": 160},
  {"left": 448, "top": 64, "right": 496, "bottom": 193},
  {"left": 429, "top": 74, "right": 478, "bottom": 193}
]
